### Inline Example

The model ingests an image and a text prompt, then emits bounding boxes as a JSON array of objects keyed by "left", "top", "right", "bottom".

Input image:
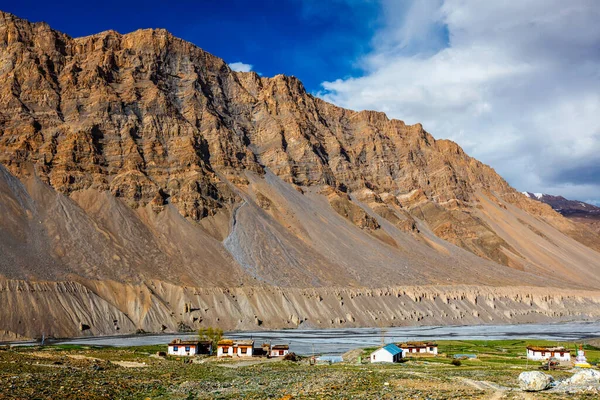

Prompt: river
[{"left": 38, "top": 321, "right": 600, "bottom": 355}]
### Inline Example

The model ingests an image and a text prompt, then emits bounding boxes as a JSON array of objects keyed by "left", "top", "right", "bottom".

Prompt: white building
[
  {"left": 399, "top": 342, "right": 438, "bottom": 357},
  {"left": 270, "top": 344, "right": 289, "bottom": 357},
  {"left": 370, "top": 344, "right": 403, "bottom": 363},
  {"left": 167, "top": 339, "right": 212, "bottom": 356},
  {"left": 217, "top": 339, "right": 254, "bottom": 357},
  {"left": 526, "top": 346, "right": 571, "bottom": 362}
]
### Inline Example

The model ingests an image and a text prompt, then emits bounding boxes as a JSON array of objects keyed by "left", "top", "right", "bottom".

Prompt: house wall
[
  {"left": 270, "top": 349, "right": 289, "bottom": 357},
  {"left": 370, "top": 349, "right": 395, "bottom": 363},
  {"left": 168, "top": 345, "right": 198, "bottom": 356},
  {"left": 217, "top": 345, "right": 253, "bottom": 357},
  {"left": 217, "top": 345, "right": 234, "bottom": 357},
  {"left": 527, "top": 349, "right": 571, "bottom": 361},
  {"left": 236, "top": 345, "right": 253, "bottom": 357},
  {"left": 402, "top": 347, "right": 438, "bottom": 356}
]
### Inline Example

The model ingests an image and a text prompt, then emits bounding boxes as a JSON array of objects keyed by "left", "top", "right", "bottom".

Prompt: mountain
[
  {"left": 1, "top": 11, "right": 600, "bottom": 340},
  {"left": 522, "top": 192, "right": 600, "bottom": 216},
  {"left": 523, "top": 192, "right": 600, "bottom": 233}
]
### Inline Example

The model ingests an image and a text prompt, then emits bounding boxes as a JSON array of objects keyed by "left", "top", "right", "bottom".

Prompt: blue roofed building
[{"left": 370, "top": 343, "right": 403, "bottom": 363}]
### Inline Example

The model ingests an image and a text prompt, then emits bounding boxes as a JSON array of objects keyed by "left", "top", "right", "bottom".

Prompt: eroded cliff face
[
  {"left": 1, "top": 11, "right": 600, "bottom": 338},
  {"left": 3, "top": 279, "right": 600, "bottom": 341}
]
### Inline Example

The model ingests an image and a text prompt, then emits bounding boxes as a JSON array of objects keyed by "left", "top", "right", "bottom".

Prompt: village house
[
  {"left": 370, "top": 343, "right": 403, "bottom": 363},
  {"left": 216, "top": 339, "right": 255, "bottom": 357},
  {"left": 399, "top": 342, "right": 438, "bottom": 357},
  {"left": 167, "top": 339, "right": 212, "bottom": 356},
  {"left": 526, "top": 346, "right": 571, "bottom": 362},
  {"left": 270, "top": 344, "right": 290, "bottom": 357}
]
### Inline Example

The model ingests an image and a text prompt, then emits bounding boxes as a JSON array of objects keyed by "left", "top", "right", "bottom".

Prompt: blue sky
[
  {"left": 3, "top": 1, "right": 600, "bottom": 204},
  {"left": 3, "top": 0, "right": 381, "bottom": 92}
]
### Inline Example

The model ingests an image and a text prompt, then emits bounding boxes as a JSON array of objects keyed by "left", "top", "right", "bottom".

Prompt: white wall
[
  {"left": 217, "top": 345, "right": 253, "bottom": 357},
  {"left": 168, "top": 345, "right": 197, "bottom": 356},
  {"left": 370, "top": 348, "right": 395, "bottom": 363},
  {"left": 402, "top": 346, "right": 438, "bottom": 356},
  {"left": 217, "top": 345, "right": 234, "bottom": 357},
  {"left": 236, "top": 346, "right": 253, "bottom": 357},
  {"left": 270, "top": 349, "right": 289, "bottom": 357},
  {"left": 527, "top": 349, "right": 571, "bottom": 361}
]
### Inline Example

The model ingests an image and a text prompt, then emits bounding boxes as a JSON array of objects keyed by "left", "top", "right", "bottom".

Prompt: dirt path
[
  {"left": 67, "top": 354, "right": 101, "bottom": 361},
  {"left": 217, "top": 358, "right": 279, "bottom": 369},
  {"left": 459, "top": 377, "right": 509, "bottom": 399},
  {"left": 111, "top": 361, "right": 147, "bottom": 368}
]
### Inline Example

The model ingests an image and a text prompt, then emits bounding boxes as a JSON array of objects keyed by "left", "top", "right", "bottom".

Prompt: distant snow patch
[{"left": 534, "top": 193, "right": 544, "bottom": 199}]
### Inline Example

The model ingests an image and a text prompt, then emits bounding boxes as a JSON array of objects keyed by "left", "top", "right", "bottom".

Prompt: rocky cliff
[{"left": 1, "top": 11, "right": 600, "bottom": 339}]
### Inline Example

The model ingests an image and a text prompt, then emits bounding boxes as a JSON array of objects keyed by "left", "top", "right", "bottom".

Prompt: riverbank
[
  {"left": 4, "top": 280, "right": 600, "bottom": 341},
  {"left": 5, "top": 321, "right": 600, "bottom": 356}
]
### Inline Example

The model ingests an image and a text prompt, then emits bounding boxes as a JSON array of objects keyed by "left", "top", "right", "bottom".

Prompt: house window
[
  {"left": 173, "top": 346, "right": 178, "bottom": 352},
  {"left": 185, "top": 346, "right": 190, "bottom": 352},
  {"left": 241, "top": 347, "right": 247, "bottom": 354},
  {"left": 373, "top": 354, "right": 376, "bottom": 360},
  {"left": 429, "top": 347, "right": 434, "bottom": 352},
  {"left": 222, "top": 346, "right": 229, "bottom": 353},
  {"left": 560, "top": 352, "right": 564, "bottom": 357},
  {"left": 279, "top": 350, "right": 284, "bottom": 356},
  {"left": 542, "top": 352, "right": 546, "bottom": 356}
]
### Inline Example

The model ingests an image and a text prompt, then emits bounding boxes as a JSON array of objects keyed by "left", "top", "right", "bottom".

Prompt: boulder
[
  {"left": 567, "top": 369, "right": 600, "bottom": 385},
  {"left": 518, "top": 371, "right": 554, "bottom": 392}
]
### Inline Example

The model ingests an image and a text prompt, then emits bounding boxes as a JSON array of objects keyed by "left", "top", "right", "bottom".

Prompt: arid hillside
[{"left": 1, "top": 11, "right": 600, "bottom": 340}]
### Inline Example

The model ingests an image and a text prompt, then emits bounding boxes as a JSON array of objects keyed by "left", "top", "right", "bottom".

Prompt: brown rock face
[
  {"left": 0, "top": 12, "right": 505, "bottom": 218},
  {"left": 1, "top": 11, "right": 600, "bottom": 337}
]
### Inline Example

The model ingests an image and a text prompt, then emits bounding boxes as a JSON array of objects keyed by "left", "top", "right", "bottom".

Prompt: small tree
[{"left": 198, "top": 327, "right": 223, "bottom": 355}]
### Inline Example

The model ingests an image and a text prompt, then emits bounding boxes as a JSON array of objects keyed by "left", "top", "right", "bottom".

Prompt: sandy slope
[{"left": 2, "top": 166, "right": 600, "bottom": 339}]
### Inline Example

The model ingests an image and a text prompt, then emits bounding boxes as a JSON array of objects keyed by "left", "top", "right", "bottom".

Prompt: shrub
[
  {"left": 283, "top": 352, "right": 300, "bottom": 362},
  {"left": 451, "top": 359, "right": 462, "bottom": 366}
]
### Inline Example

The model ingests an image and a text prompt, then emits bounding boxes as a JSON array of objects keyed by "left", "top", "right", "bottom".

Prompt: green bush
[{"left": 451, "top": 359, "right": 462, "bottom": 366}]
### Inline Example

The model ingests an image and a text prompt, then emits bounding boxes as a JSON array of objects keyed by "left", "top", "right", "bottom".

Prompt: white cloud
[
  {"left": 229, "top": 62, "right": 253, "bottom": 72},
  {"left": 319, "top": 0, "right": 600, "bottom": 202}
]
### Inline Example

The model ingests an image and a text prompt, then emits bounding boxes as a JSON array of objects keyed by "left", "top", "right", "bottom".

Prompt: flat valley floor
[{"left": 1, "top": 340, "right": 599, "bottom": 399}]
